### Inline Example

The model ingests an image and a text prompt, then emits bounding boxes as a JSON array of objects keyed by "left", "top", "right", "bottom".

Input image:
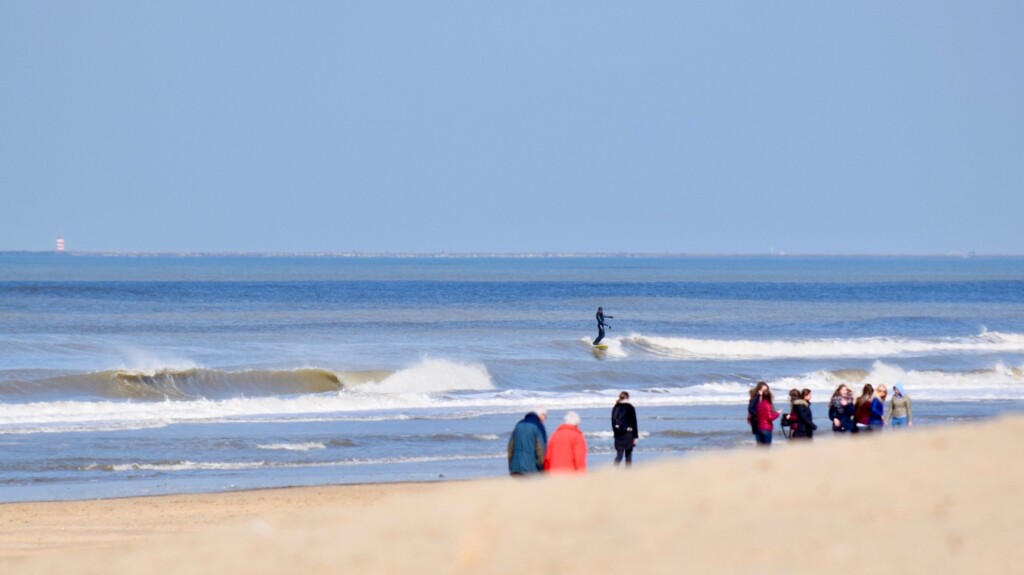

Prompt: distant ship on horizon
[{"left": 56, "top": 235, "right": 65, "bottom": 252}]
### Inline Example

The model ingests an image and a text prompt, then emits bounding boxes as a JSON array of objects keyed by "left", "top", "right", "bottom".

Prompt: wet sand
[{"left": 3, "top": 416, "right": 1023, "bottom": 574}]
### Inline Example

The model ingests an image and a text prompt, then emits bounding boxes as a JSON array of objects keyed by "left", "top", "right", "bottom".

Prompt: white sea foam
[
  {"left": 107, "top": 461, "right": 265, "bottom": 472},
  {"left": 623, "top": 331, "right": 1024, "bottom": 360},
  {"left": 100, "top": 453, "right": 504, "bottom": 473},
  {"left": 256, "top": 442, "right": 326, "bottom": 451},
  {"left": 584, "top": 431, "right": 651, "bottom": 439},
  {"left": 578, "top": 337, "right": 628, "bottom": 358},
  {"left": 2, "top": 362, "right": 1021, "bottom": 434},
  {"left": 357, "top": 358, "right": 493, "bottom": 394}
]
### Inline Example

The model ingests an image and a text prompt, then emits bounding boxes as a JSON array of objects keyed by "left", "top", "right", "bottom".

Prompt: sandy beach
[{"left": 3, "top": 417, "right": 1023, "bottom": 574}]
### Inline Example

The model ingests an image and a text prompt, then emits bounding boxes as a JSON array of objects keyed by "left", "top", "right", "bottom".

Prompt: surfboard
[{"left": 592, "top": 344, "right": 608, "bottom": 350}]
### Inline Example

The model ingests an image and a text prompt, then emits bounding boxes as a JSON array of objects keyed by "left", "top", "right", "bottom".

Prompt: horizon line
[{"left": 1, "top": 250, "right": 1020, "bottom": 258}]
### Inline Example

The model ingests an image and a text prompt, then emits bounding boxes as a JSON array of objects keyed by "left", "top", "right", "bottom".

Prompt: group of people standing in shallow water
[
  {"left": 507, "top": 391, "right": 639, "bottom": 476},
  {"left": 748, "top": 381, "right": 915, "bottom": 446}
]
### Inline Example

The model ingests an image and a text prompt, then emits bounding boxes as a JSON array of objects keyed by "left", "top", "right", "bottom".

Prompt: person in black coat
[
  {"left": 790, "top": 388, "right": 818, "bottom": 439},
  {"left": 828, "top": 384, "right": 856, "bottom": 433},
  {"left": 611, "top": 391, "right": 638, "bottom": 466}
]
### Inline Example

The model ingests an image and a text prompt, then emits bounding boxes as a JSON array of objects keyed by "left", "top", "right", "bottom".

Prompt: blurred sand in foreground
[{"left": 3, "top": 416, "right": 1023, "bottom": 574}]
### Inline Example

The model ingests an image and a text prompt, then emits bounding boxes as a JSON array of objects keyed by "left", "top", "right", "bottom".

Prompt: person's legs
[
  {"left": 593, "top": 326, "right": 605, "bottom": 345},
  {"left": 755, "top": 429, "right": 772, "bottom": 446},
  {"left": 624, "top": 446, "right": 633, "bottom": 466},
  {"left": 614, "top": 446, "right": 625, "bottom": 465},
  {"left": 891, "top": 416, "right": 907, "bottom": 429}
]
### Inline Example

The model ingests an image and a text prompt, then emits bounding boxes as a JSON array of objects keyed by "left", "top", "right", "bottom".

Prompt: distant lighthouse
[{"left": 56, "top": 235, "right": 65, "bottom": 252}]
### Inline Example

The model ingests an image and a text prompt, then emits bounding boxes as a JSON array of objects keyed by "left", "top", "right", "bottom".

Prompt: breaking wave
[
  {"left": 2, "top": 360, "right": 1022, "bottom": 435},
  {"left": 623, "top": 331, "right": 1024, "bottom": 360},
  {"left": 0, "top": 357, "right": 493, "bottom": 402},
  {"left": 0, "top": 367, "right": 391, "bottom": 401}
]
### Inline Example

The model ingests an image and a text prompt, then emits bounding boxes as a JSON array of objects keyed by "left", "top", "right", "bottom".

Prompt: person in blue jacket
[
  {"left": 869, "top": 385, "right": 888, "bottom": 431},
  {"left": 593, "top": 307, "right": 614, "bottom": 345},
  {"left": 507, "top": 409, "right": 548, "bottom": 475}
]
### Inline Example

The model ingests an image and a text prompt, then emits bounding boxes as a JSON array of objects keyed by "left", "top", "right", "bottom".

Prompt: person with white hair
[
  {"left": 507, "top": 408, "right": 548, "bottom": 476},
  {"left": 543, "top": 411, "right": 587, "bottom": 474}
]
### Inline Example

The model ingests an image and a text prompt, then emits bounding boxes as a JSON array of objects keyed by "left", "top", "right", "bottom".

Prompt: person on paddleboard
[{"left": 593, "top": 306, "right": 613, "bottom": 345}]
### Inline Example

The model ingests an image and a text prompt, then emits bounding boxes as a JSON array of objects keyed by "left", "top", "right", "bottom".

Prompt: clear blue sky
[{"left": 2, "top": 2, "right": 1022, "bottom": 254}]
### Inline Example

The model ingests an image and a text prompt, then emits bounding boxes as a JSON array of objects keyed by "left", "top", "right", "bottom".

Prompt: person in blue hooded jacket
[{"left": 508, "top": 409, "right": 548, "bottom": 475}]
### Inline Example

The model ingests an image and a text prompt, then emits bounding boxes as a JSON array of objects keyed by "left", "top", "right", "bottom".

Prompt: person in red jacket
[
  {"left": 544, "top": 411, "right": 587, "bottom": 474},
  {"left": 754, "top": 386, "right": 780, "bottom": 447}
]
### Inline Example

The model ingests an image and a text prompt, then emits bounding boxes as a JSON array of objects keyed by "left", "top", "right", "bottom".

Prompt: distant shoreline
[{"left": 1, "top": 251, "right": 1020, "bottom": 258}]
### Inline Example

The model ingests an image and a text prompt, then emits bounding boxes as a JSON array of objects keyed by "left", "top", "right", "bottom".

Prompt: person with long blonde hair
[{"left": 869, "top": 384, "right": 888, "bottom": 431}]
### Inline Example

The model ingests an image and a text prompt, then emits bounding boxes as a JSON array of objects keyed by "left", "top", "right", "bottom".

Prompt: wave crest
[{"left": 623, "top": 331, "right": 1024, "bottom": 360}]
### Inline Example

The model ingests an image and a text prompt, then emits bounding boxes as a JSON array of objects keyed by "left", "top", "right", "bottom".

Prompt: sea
[{"left": 2, "top": 253, "right": 1023, "bottom": 502}]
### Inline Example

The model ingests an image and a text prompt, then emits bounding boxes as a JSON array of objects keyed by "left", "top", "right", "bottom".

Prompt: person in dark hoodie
[
  {"left": 828, "top": 383, "right": 856, "bottom": 434},
  {"left": 508, "top": 408, "right": 548, "bottom": 476},
  {"left": 611, "top": 391, "right": 639, "bottom": 467},
  {"left": 790, "top": 388, "right": 817, "bottom": 439}
]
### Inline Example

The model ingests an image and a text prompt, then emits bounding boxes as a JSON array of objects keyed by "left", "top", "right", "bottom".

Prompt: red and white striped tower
[{"left": 56, "top": 235, "right": 65, "bottom": 252}]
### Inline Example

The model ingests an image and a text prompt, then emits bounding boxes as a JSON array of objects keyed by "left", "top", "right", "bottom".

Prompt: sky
[{"left": 1, "top": 2, "right": 1022, "bottom": 254}]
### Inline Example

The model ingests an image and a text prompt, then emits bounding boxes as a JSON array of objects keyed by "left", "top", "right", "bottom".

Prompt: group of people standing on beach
[
  {"left": 748, "top": 381, "right": 914, "bottom": 446},
  {"left": 507, "top": 391, "right": 639, "bottom": 476}
]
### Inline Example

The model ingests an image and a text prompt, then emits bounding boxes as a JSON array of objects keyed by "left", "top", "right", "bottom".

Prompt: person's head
[
  {"left": 617, "top": 391, "right": 630, "bottom": 404},
  {"left": 861, "top": 383, "right": 874, "bottom": 398},
  {"left": 875, "top": 385, "right": 888, "bottom": 400},
  {"left": 788, "top": 388, "right": 801, "bottom": 404},
  {"left": 564, "top": 411, "right": 581, "bottom": 426},
  {"left": 598, "top": 306, "right": 603, "bottom": 312},
  {"left": 802, "top": 389, "right": 812, "bottom": 401},
  {"left": 750, "top": 381, "right": 770, "bottom": 399},
  {"left": 893, "top": 383, "right": 905, "bottom": 397},
  {"left": 831, "top": 384, "right": 850, "bottom": 401},
  {"left": 534, "top": 408, "right": 548, "bottom": 423}
]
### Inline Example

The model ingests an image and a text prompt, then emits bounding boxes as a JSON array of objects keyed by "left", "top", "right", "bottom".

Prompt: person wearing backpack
[
  {"left": 611, "top": 391, "right": 639, "bottom": 466},
  {"left": 790, "top": 388, "right": 817, "bottom": 440}
]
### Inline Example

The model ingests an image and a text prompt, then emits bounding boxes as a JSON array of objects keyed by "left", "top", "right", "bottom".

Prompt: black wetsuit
[{"left": 594, "top": 310, "right": 613, "bottom": 345}]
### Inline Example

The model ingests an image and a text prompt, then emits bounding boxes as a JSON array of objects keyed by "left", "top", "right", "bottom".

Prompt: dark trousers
[
  {"left": 614, "top": 437, "right": 633, "bottom": 466},
  {"left": 593, "top": 326, "right": 606, "bottom": 345},
  {"left": 754, "top": 429, "right": 773, "bottom": 446}
]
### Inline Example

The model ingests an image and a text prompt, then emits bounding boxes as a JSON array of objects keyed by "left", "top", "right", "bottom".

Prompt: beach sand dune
[{"left": 3, "top": 417, "right": 1023, "bottom": 574}]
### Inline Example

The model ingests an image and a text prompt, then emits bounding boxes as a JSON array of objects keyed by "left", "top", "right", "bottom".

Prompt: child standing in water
[{"left": 885, "top": 384, "right": 913, "bottom": 429}]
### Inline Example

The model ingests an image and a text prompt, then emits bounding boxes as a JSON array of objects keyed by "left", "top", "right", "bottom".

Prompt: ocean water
[{"left": 2, "top": 254, "right": 1023, "bottom": 502}]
